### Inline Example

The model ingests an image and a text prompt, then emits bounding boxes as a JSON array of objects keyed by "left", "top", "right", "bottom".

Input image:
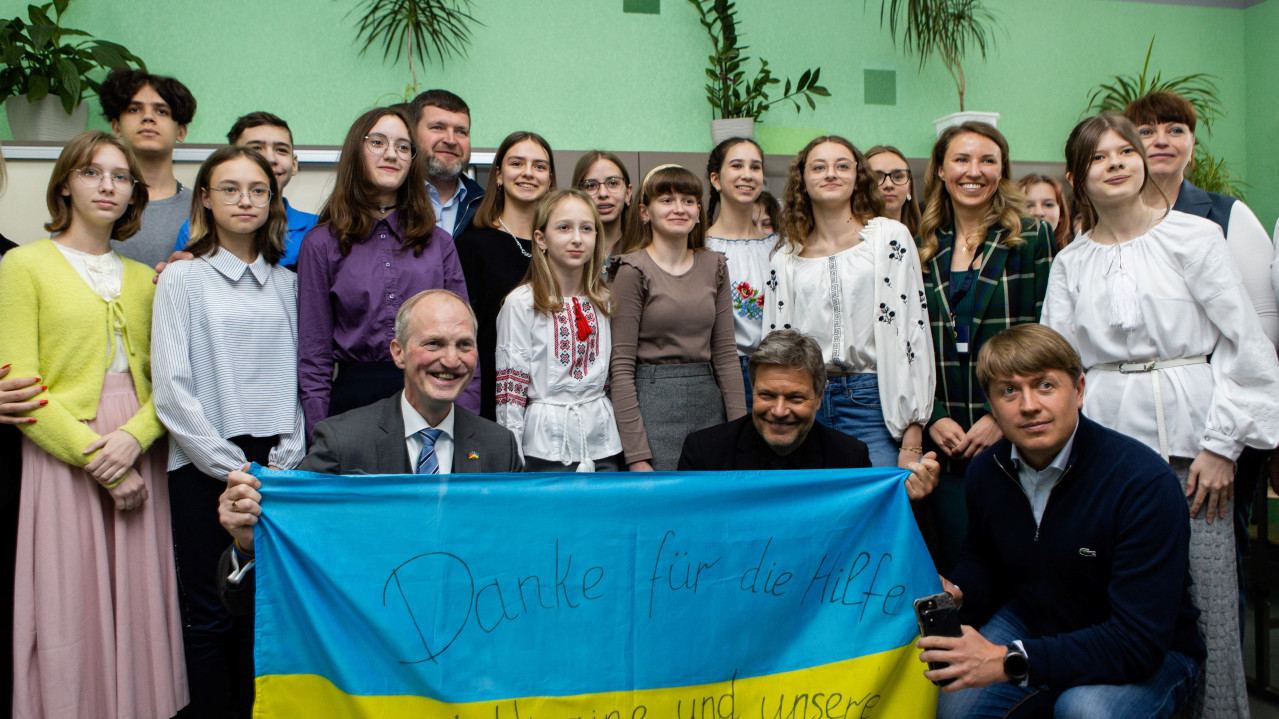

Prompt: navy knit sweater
[{"left": 950, "top": 414, "right": 1205, "bottom": 690}]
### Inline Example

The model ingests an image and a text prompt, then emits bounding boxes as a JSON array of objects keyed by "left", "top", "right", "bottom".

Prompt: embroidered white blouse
[
  {"left": 705, "top": 233, "right": 777, "bottom": 357},
  {"left": 1042, "top": 210, "right": 1279, "bottom": 461},
  {"left": 763, "top": 216, "right": 934, "bottom": 437},
  {"left": 494, "top": 284, "right": 623, "bottom": 465}
]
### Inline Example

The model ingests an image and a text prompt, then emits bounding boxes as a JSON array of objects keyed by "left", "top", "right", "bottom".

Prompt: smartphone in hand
[{"left": 914, "top": 591, "right": 962, "bottom": 686}]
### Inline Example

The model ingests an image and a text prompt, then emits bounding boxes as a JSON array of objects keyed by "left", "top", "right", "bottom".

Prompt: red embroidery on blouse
[
  {"left": 494, "top": 368, "right": 531, "bottom": 408},
  {"left": 552, "top": 299, "right": 600, "bottom": 380}
]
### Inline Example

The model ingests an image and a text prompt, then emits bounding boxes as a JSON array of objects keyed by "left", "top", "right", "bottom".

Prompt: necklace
[
  {"left": 498, "top": 219, "right": 532, "bottom": 258},
  {"left": 375, "top": 204, "right": 396, "bottom": 215}
]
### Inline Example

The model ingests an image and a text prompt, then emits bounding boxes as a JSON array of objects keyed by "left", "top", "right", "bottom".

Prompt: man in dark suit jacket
[
  {"left": 678, "top": 329, "right": 939, "bottom": 499},
  {"left": 216, "top": 289, "right": 521, "bottom": 613}
]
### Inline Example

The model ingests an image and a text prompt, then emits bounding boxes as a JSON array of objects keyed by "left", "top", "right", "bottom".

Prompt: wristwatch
[{"left": 1004, "top": 644, "right": 1029, "bottom": 685}]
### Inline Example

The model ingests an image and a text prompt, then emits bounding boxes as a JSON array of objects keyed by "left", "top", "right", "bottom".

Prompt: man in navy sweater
[{"left": 919, "top": 324, "right": 1204, "bottom": 718}]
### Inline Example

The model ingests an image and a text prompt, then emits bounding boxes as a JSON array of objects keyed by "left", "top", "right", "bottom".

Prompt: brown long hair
[
  {"left": 864, "top": 144, "right": 921, "bottom": 237},
  {"left": 1064, "top": 114, "right": 1167, "bottom": 234},
  {"left": 45, "top": 131, "right": 148, "bottom": 240},
  {"left": 317, "top": 106, "right": 436, "bottom": 256},
  {"left": 917, "top": 122, "right": 1025, "bottom": 266},
  {"left": 186, "top": 146, "right": 287, "bottom": 264},
  {"left": 618, "top": 164, "right": 707, "bottom": 255},
  {"left": 1016, "top": 173, "right": 1073, "bottom": 251},
  {"left": 472, "top": 131, "right": 556, "bottom": 230},
  {"left": 525, "top": 190, "right": 613, "bottom": 316},
  {"left": 780, "top": 135, "right": 883, "bottom": 254}
]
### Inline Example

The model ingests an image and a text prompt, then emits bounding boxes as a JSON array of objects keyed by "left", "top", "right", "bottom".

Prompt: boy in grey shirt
[{"left": 99, "top": 69, "right": 197, "bottom": 268}]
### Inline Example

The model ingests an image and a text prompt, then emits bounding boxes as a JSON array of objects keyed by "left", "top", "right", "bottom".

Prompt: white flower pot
[
  {"left": 710, "top": 117, "right": 755, "bottom": 146},
  {"left": 5, "top": 94, "right": 89, "bottom": 142},
  {"left": 933, "top": 111, "right": 1000, "bottom": 136}
]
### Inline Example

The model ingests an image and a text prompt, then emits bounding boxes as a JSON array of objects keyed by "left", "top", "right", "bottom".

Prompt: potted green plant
[
  {"left": 872, "top": 0, "right": 1001, "bottom": 133},
  {"left": 351, "top": 0, "right": 480, "bottom": 98},
  {"left": 688, "top": 0, "right": 830, "bottom": 146},
  {"left": 0, "top": 0, "right": 145, "bottom": 141},
  {"left": 1085, "top": 37, "right": 1244, "bottom": 198}
]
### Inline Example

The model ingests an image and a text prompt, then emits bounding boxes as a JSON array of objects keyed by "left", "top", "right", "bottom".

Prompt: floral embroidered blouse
[
  {"left": 494, "top": 284, "right": 623, "bottom": 465},
  {"left": 705, "top": 233, "right": 777, "bottom": 357},
  {"left": 763, "top": 217, "right": 935, "bottom": 438}
]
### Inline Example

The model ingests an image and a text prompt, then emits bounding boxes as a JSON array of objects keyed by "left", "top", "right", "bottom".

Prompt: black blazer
[{"left": 677, "top": 415, "right": 870, "bottom": 471}]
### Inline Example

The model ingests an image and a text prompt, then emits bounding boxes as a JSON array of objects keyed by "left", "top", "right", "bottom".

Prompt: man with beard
[{"left": 410, "top": 90, "right": 485, "bottom": 237}]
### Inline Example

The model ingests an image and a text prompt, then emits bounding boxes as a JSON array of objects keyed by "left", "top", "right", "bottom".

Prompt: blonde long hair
[
  {"left": 917, "top": 122, "right": 1026, "bottom": 266},
  {"left": 525, "top": 190, "right": 612, "bottom": 316}
]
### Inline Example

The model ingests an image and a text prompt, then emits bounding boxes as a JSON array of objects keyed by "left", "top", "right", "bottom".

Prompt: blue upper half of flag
[{"left": 253, "top": 466, "right": 940, "bottom": 703}]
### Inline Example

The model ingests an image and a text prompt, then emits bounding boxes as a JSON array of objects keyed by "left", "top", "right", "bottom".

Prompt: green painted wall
[
  {"left": 1245, "top": 0, "right": 1279, "bottom": 233},
  {"left": 0, "top": 0, "right": 1271, "bottom": 225}
]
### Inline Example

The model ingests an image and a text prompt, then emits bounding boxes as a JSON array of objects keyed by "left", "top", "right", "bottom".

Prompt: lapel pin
[{"left": 468, "top": 451, "right": 479, "bottom": 460}]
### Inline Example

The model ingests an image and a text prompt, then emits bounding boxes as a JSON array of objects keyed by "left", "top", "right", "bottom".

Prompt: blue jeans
[
  {"left": 819, "top": 373, "right": 897, "bottom": 467},
  {"left": 937, "top": 604, "right": 1199, "bottom": 719}
]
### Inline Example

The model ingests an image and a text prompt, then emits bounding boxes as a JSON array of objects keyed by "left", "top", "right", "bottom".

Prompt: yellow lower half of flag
[{"left": 254, "top": 642, "right": 938, "bottom": 718}]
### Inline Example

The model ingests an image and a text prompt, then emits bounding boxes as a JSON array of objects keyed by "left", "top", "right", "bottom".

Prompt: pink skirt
[{"left": 13, "top": 374, "right": 188, "bottom": 719}]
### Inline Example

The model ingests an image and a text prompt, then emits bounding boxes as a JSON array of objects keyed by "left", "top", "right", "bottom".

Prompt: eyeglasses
[
  {"left": 580, "top": 176, "right": 626, "bottom": 193},
  {"left": 874, "top": 169, "right": 911, "bottom": 186},
  {"left": 364, "top": 134, "right": 416, "bottom": 159},
  {"left": 75, "top": 166, "right": 135, "bottom": 188},
  {"left": 210, "top": 186, "right": 273, "bottom": 207}
]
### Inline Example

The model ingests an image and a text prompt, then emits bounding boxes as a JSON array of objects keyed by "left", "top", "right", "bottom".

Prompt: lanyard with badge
[{"left": 948, "top": 246, "right": 981, "bottom": 354}]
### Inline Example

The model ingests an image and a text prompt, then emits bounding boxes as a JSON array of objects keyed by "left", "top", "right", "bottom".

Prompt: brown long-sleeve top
[{"left": 608, "top": 248, "right": 747, "bottom": 463}]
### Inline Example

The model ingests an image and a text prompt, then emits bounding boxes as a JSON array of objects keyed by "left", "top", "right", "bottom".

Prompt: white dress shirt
[{"left": 402, "top": 392, "right": 456, "bottom": 474}]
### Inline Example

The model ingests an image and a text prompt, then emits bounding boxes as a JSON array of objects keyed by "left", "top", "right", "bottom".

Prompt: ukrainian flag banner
[{"left": 251, "top": 466, "right": 941, "bottom": 718}]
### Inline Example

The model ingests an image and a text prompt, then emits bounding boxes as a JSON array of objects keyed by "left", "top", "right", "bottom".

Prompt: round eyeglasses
[
  {"left": 76, "top": 167, "right": 135, "bottom": 189},
  {"left": 210, "top": 186, "right": 273, "bottom": 207},
  {"left": 364, "top": 134, "right": 416, "bottom": 160},
  {"left": 580, "top": 176, "right": 626, "bottom": 193}
]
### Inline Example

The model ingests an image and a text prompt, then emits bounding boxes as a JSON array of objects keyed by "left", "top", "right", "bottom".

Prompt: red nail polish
[
  {"left": 40, "top": 386, "right": 47, "bottom": 392},
  {"left": 27, "top": 418, "right": 36, "bottom": 424},
  {"left": 34, "top": 378, "right": 41, "bottom": 384},
  {"left": 39, "top": 400, "right": 48, "bottom": 406},
  {"left": 1, "top": 364, "right": 9, "bottom": 370}
]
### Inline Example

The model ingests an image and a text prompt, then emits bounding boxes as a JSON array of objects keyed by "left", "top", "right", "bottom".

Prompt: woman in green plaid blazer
[{"left": 913, "top": 122, "right": 1055, "bottom": 570}]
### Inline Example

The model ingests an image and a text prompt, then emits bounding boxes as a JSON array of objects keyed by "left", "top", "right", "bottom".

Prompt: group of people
[{"left": 1, "top": 62, "right": 1277, "bottom": 719}]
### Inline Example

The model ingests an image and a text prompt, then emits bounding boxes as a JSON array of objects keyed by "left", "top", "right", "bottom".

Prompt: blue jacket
[
  {"left": 451, "top": 173, "right": 485, "bottom": 238},
  {"left": 174, "top": 198, "right": 318, "bottom": 270},
  {"left": 950, "top": 415, "right": 1205, "bottom": 690}
]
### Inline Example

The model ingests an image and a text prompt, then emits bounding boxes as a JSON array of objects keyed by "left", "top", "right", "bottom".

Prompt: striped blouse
[{"left": 151, "top": 249, "right": 306, "bottom": 476}]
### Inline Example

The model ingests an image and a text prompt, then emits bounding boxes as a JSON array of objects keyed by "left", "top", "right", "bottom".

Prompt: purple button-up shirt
[{"left": 297, "top": 211, "right": 478, "bottom": 439}]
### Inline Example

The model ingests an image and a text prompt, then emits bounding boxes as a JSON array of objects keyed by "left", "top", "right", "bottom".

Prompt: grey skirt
[{"left": 635, "top": 362, "right": 726, "bottom": 471}]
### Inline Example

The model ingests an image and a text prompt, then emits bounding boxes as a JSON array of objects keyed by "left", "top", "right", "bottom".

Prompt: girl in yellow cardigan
[{"left": 0, "top": 131, "right": 187, "bottom": 719}]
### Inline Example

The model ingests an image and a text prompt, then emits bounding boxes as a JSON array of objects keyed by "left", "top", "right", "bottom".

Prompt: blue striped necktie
[{"left": 416, "top": 428, "right": 443, "bottom": 474}]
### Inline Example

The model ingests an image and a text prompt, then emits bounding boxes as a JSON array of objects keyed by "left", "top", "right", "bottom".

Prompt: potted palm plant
[
  {"left": 688, "top": 0, "right": 830, "bottom": 146},
  {"left": 872, "top": 0, "right": 1001, "bottom": 134},
  {"left": 350, "top": 0, "right": 480, "bottom": 98},
  {"left": 1086, "top": 37, "right": 1244, "bottom": 198},
  {"left": 0, "top": 0, "right": 145, "bottom": 141}
]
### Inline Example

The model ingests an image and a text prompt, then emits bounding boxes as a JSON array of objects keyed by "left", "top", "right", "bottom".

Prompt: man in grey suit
[{"left": 216, "top": 289, "right": 521, "bottom": 613}]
